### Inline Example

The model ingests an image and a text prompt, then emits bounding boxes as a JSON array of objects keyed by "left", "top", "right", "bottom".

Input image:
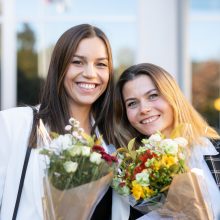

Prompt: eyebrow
[
  {"left": 124, "top": 88, "right": 157, "bottom": 103},
  {"left": 73, "top": 55, "right": 108, "bottom": 61}
]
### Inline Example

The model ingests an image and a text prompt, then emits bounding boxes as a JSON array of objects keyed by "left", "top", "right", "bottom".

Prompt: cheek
[
  {"left": 163, "top": 103, "right": 174, "bottom": 125},
  {"left": 126, "top": 109, "right": 137, "bottom": 124},
  {"left": 102, "top": 71, "right": 110, "bottom": 84}
]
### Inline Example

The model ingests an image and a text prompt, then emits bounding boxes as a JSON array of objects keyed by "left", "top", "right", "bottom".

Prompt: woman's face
[
  {"left": 122, "top": 74, "right": 174, "bottom": 137},
  {"left": 64, "top": 37, "right": 109, "bottom": 109}
]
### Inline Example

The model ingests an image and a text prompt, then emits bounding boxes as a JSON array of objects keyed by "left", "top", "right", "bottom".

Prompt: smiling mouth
[
  {"left": 140, "top": 115, "right": 159, "bottom": 124},
  {"left": 77, "top": 82, "right": 98, "bottom": 90}
]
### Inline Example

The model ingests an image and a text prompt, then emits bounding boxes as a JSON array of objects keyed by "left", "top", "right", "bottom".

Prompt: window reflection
[
  {"left": 15, "top": 0, "right": 137, "bottom": 106},
  {"left": 190, "top": 0, "right": 220, "bottom": 131},
  {"left": 17, "top": 23, "right": 44, "bottom": 106}
]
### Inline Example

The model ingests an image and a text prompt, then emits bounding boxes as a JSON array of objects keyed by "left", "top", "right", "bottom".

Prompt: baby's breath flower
[
  {"left": 69, "top": 117, "right": 75, "bottom": 125},
  {"left": 73, "top": 120, "right": 80, "bottom": 128},
  {"left": 65, "top": 125, "right": 72, "bottom": 131}
]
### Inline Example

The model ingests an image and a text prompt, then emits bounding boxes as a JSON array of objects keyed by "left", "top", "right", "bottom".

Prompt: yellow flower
[
  {"left": 161, "top": 155, "right": 176, "bottom": 167},
  {"left": 131, "top": 181, "right": 144, "bottom": 200},
  {"left": 154, "top": 160, "right": 162, "bottom": 171},
  {"left": 143, "top": 186, "right": 155, "bottom": 198}
]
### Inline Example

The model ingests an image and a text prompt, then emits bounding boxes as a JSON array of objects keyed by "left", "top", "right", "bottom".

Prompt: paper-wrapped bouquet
[
  {"left": 112, "top": 132, "right": 213, "bottom": 219},
  {"left": 38, "top": 117, "right": 117, "bottom": 220}
]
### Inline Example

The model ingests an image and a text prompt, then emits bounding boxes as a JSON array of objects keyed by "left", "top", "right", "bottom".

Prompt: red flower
[{"left": 92, "top": 145, "right": 105, "bottom": 153}]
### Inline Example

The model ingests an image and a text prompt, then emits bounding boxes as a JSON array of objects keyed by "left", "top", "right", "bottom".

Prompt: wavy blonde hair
[{"left": 114, "top": 63, "right": 219, "bottom": 147}]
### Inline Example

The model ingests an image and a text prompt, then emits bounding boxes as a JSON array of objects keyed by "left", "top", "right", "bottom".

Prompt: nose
[
  {"left": 140, "top": 101, "right": 151, "bottom": 114},
  {"left": 83, "top": 64, "right": 97, "bottom": 78}
]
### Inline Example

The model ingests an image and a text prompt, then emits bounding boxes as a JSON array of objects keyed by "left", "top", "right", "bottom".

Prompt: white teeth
[
  {"left": 78, "top": 83, "right": 96, "bottom": 89},
  {"left": 141, "top": 116, "right": 158, "bottom": 124}
]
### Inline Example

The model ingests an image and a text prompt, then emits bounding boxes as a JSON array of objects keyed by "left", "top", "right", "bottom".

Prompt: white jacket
[
  {"left": 0, "top": 107, "right": 44, "bottom": 220},
  {"left": 0, "top": 107, "right": 122, "bottom": 220}
]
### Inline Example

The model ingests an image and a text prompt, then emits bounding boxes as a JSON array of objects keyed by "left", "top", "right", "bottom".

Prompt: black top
[
  {"left": 91, "top": 187, "right": 112, "bottom": 220},
  {"left": 129, "top": 206, "right": 143, "bottom": 220}
]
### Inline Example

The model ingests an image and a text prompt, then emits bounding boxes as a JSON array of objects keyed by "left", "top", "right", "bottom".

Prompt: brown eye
[{"left": 71, "top": 60, "right": 83, "bottom": 65}]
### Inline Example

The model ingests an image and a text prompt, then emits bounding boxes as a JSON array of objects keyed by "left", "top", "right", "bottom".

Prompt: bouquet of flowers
[
  {"left": 112, "top": 132, "right": 214, "bottom": 219},
  {"left": 37, "top": 118, "right": 117, "bottom": 220},
  {"left": 112, "top": 132, "right": 188, "bottom": 212}
]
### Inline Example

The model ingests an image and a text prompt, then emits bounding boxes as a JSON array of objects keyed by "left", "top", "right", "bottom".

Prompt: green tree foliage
[{"left": 17, "top": 23, "right": 45, "bottom": 106}]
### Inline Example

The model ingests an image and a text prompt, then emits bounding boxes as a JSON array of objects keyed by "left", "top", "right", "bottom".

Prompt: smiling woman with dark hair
[{"left": 0, "top": 24, "right": 115, "bottom": 220}]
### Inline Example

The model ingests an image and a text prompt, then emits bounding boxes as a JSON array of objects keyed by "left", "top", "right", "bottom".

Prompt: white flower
[
  {"left": 63, "top": 161, "right": 78, "bottom": 173},
  {"left": 149, "top": 133, "right": 162, "bottom": 143},
  {"left": 73, "top": 120, "right": 80, "bottom": 128},
  {"left": 135, "top": 171, "right": 150, "bottom": 186},
  {"left": 68, "top": 145, "right": 81, "bottom": 156},
  {"left": 69, "top": 117, "right": 75, "bottom": 125},
  {"left": 136, "top": 146, "right": 149, "bottom": 153},
  {"left": 65, "top": 125, "right": 72, "bottom": 131},
  {"left": 72, "top": 131, "right": 82, "bottom": 140},
  {"left": 174, "top": 137, "right": 188, "bottom": 147},
  {"left": 160, "top": 139, "right": 178, "bottom": 155},
  {"left": 145, "top": 158, "right": 156, "bottom": 167},
  {"left": 90, "top": 152, "right": 102, "bottom": 165},
  {"left": 81, "top": 146, "right": 91, "bottom": 157},
  {"left": 78, "top": 128, "right": 84, "bottom": 133},
  {"left": 50, "top": 134, "right": 72, "bottom": 152}
]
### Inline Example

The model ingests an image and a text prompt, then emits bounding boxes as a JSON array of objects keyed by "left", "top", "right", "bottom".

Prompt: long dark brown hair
[{"left": 30, "top": 24, "right": 114, "bottom": 147}]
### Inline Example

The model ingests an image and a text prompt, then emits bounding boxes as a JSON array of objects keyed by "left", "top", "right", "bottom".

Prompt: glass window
[
  {"left": 16, "top": 0, "right": 137, "bottom": 105},
  {"left": 190, "top": 0, "right": 220, "bottom": 131},
  {"left": 16, "top": 23, "right": 44, "bottom": 106}
]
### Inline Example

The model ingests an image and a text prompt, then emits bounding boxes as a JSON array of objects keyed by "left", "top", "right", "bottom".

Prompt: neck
[{"left": 69, "top": 105, "right": 92, "bottom": 135}]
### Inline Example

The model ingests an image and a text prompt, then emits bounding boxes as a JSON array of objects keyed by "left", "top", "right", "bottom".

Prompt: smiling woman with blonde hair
[
  {"left": 113, "top": 63, "right": 220, "bottom": 220},
  {"left": 114, "top": 63, "right": 219, "bottom": 148}
]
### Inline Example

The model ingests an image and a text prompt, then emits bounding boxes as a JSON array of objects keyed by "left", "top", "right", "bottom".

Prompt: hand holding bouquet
[
  {"left": 112, "top": 132, "right": 188, "bottom": 213},
  {"left": 38, "top": 118, "right": 117, "bottom": 220}
]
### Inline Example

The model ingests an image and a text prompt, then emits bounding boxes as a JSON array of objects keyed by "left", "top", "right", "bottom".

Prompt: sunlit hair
[
  {"left": 30, "top": 24, "right": 114, "bottom": 147},
  {"left": 114, "top": 63, "right": 219, "bottom": 148}
]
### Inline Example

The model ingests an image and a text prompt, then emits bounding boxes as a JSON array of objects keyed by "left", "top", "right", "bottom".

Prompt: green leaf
[{"left": 128, "top": 138, "right": 136, "bottom": 152}]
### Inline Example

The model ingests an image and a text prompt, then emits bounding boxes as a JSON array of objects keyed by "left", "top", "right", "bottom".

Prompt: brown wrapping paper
[
  {"left": 42, "top": 172, "right": 113, "bottom": 220},
  {"left": 159, "top": 172, "right": 213, "bottom": 220}
]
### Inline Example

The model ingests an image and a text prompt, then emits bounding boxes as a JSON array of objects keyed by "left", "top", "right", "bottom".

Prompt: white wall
[
  {"left": 1, "top": 0, "right": 17, "bottom": 110},
  {"left": 137, "top": 0, "right": 191, "bottom": 100}
]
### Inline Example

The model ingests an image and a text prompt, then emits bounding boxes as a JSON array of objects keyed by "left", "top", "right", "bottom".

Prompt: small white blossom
[
  {"left": 73, "top": 120, "right": 80, "bottom": 128},
  {"left": 65, "top": 125, "right": 72, "bottom": 131},
  {"left": 68, "top": 145, "right": 81, "bottom": 156},
  {"left": 63, "top": 161, "right": 78, "bottom": 173},
  {"left": 72, "top": 131, "right": 81, "bottom": 139},
  {"left": 50, "top": 134, "right": 72, "bottom": 152},
  {"left": 149, "top": 133, "right": 162, "bottom": 143},
  {"left": 160, "top": 139, "right": 178, "bottom": 155},
  {"left": 90, "top": 152, "right": 102, "bottom": 165},
  {"left": 135, "top": 171, "right": 150, "bottom": 186},
  {"left": 69, "top": 117, "right": 75, "bottom": 125},
  {"left": 78, "top": 128, "right": 84, "bottom": 133},
  {"left": 145, "top": 158, "right": 156, "bottom": 167},
  {"left": 54, "top": 172, "right": 61, "bottom": 177},
  {"left": 81, "top": 146, "right": 91, "bottom": 157}
]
